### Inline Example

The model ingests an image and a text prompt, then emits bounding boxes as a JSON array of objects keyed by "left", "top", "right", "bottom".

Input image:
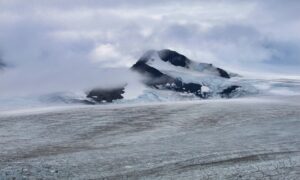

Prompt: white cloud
[
  {"left": 0, "top": 0, "right": 299, "bottom": 97},
  {"left": 90, "top": 44, "right": 120, "bottom": 62},
  {"left": 89, "top": 44, "right": 133, "bottom": 67}
]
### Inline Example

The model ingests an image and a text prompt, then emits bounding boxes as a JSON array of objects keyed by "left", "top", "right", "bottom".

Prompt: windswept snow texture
[{"left": 0, "top": 96, "right": 300, "bottom": 179}]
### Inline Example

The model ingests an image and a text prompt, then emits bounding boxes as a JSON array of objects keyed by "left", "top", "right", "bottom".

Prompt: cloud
[
  {"left": 89, "top": 44, "right": 133, "bottom": 67},
  {"left": 0, "top": 0, "right": 299, "bottom": 97}
]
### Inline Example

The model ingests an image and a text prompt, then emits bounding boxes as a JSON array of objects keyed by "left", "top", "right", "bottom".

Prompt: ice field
[{"left": 0, "top": 94, "right": 300, "bottom": 179}]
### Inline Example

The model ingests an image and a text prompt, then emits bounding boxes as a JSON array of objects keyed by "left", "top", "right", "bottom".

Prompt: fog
[
  {"left": 2, "top": 68, "right": 144, "bottom": 97},
  {"left": 0, "top": 0, "right": 300, "bottom": 98}
]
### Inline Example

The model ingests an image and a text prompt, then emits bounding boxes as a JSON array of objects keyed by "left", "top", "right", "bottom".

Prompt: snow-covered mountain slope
[
  {"left": 129, "top": 49, "right": 257, "bottom": 101},
  {"left": 61, "top": 49, "right": 260, "bottom": 104},
  {"left": 140, "top": 49, "right": 231, "bottom": 78}
]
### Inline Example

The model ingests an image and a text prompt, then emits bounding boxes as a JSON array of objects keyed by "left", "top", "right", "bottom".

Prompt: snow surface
[{"left": 0, "top": 95, "right": 300, "bottom": 179}]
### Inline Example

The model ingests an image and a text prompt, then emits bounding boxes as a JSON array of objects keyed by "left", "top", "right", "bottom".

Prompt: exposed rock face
[
  {"left": 157, "top": 49, "right": 230, "bottom": 79},
  {"left": 158, "top": 49, "right": 191, "bottom": 67},
  {"left": 131, "top": 55, "right": 204, "bottom": 98},
  {"left": 216, "top": 68, "right": 230, "bottom": 79},
  {"left": 169, "top": 81, "right": 203, "bottom": 97},
  {"left": 220, "top": 85, "right": 241, "bottom": 98},
  {"left": 153, "top": 79, "right": 203, "bottom": 98},
  {"left": 131, "top": 60, "right": 166, "bottom": 78},
  {"left": 86, "top": 87, "right": 125, "bottom": 103}
]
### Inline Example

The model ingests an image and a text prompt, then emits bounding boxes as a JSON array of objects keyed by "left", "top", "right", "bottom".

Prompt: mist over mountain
[
  {"left": 85, "top": 49, "right": 257, "bottom": 104},
  {"left": 1, "top": 0, "right": 300, "bottom": 76},
  {"left": 0, "top": 0, "right": 299, "bottom": 106}
]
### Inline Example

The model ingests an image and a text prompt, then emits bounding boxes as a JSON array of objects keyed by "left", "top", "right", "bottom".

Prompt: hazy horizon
[{"left": 1, "top": 0, "right": 300, "bottom": 97}]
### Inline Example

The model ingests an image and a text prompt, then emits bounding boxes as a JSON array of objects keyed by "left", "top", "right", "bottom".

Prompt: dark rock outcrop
[
  {"left": 216, "top": 68, "right": 230, "bottom": 79},
  {"left": 220, "top": 85, "right": 241, "bottom": 98},
  {"left": 158, "top": 49, "right": 230, "bottom": 79},
  {"left": 131, "top": 55, "right": 204, "bottom": 98},
  {"left": 168, "top": 80, "right": 203, "bottom": 97},
  {"left": 157, "top": 49, "right": 191, "bottom": 67},
  {"left": 131, "top": 60, "right": 165, "bottom": 78},
  {"left": 152, "top": 78, "right": 204, "bottom": 98},
  {"left": 87, "top": 87, "right": 125, "bottom": 103}
]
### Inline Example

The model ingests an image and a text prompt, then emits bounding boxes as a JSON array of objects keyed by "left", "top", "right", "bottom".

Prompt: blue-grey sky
[{"left": 0, "top": 0, "right": 300, "bottom": 95}]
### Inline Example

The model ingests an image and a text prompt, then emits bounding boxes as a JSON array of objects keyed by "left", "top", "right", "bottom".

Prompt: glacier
[{"left": 0, "top": 94, "right": 300, "bottom": 179}]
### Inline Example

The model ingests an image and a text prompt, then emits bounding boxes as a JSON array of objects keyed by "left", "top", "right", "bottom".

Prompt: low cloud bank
[{"left": 0, "top": 0, "right": 299, "bottom": 98}]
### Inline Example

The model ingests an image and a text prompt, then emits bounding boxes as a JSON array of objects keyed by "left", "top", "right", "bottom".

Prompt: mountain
[
  {"left": 132, "top": 49, "right": 230, "bottom": 78},
  {"left": 86, "top": 49, "right": 253, "bottom": 103}
]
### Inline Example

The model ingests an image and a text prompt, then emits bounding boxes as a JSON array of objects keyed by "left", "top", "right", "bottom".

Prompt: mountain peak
[
  {"left": 157, "top": 49, "right": 191, "bottom": 67},
  {"left": 137, "top": 50, "right": 157, "bottom": 63},
  {"left": 137, "top": 49, "right": 191, "bottom": 68},
  {"left": 87, "top": 49, "right": 246, "bottom": 104},
  {"left": 133, "top": 49, "right": 231, "bottom": 79}
]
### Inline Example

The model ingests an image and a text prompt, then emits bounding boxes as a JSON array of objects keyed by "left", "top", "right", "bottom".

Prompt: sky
[{"left": 0, "top": 0, "right": 300, "bottom": 95}]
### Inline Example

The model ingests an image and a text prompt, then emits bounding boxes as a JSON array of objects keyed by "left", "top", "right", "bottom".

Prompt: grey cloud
[
  {"left": 149, "top": 21, "right": 300, "bottom": 73},
  {"left": 0, "top": 0, "right": 299, "bottom": 69},
  {"left": 263, "top": 41, "right": 300, "bottom": 65},
  {"left": 0, "top": 0, "right": 204, "bottom": 9},
  {"left": 0, "top": 0, "right": 299, "bottom": 97}
]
